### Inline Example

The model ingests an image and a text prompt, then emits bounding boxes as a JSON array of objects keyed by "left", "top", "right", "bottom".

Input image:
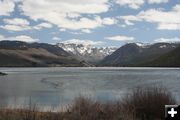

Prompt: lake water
[{"left": 0, "top": 67, "right": 180, "bottom": 110}]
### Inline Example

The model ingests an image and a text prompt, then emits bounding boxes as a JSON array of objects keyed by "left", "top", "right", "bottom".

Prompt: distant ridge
[
  {"left": 140, "top": 46, "right": 180, "bottom": 67},
  {"left": 1, "top": 41, "right": 180, "bottom": 67},
  {"left": 0, "top": 41, "right": 91, "bottom": 67},
  {"left": 57, "top": 43, "right": 117, "bottom": 63},
  {"left": 99, "top": 42, "right": 180, "bottom": 67}
]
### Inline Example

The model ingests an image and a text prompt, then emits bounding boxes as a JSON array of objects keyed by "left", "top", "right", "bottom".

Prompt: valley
[{"left": 0, "top": 41, "right": 180, "bottom": 67}]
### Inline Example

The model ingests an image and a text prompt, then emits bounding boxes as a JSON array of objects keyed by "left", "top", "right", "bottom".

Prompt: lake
[{"left": 0, "top": 67, "right": 180, "bottom": 111}]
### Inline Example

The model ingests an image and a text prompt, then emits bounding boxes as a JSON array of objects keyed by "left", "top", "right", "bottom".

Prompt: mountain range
[
  {"left": 0, "top": 41, "right": 180, "bottom": 67},
  {"left": 141, "top": 45, "right": 180, "bottom": 67},
  {"left": 0, "top": 41, "right": 91, "bottom": 67},
  {"left": 57, "top": 43, "right": 117, "bottom": 63},
  {"left": 100, "top": 42, "right": 180, "bottom": 67}
]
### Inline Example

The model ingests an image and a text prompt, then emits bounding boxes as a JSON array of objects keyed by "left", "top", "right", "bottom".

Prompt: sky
[{"left": 0, "top": 0, "right": 180, "bottom": 47}]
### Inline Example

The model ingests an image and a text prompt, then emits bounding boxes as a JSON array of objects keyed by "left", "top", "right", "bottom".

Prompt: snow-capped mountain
[
  {"left": 134, "top": 42, "right": 150, "bottom": 48},
  {"left": 134, "top": 42, "right": 176, "bottom": 49},
  {"left": 57, "top": 43, "right": 117, "bottom": 63},
  {"left": 100, "top": 42, "right": 180, "bottom": 66}
]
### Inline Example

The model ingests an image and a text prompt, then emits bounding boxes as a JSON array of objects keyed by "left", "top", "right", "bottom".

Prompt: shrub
[
  {"left": 0, "top": 86, "right": 176, "bottom": 120},
  {"left": 64, "top": 97, "right": 123, "bottom": 120},
  {"left": 121, "top": 86, "right": 176, "bottom": 120}
]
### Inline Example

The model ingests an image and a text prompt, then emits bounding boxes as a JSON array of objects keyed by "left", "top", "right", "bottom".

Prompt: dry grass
[
  {"left": 0, "top": 86, "right": 176, "bottom": 120},
  {"left": 121, "top": 86, "right": 176, "bottom": 120}
]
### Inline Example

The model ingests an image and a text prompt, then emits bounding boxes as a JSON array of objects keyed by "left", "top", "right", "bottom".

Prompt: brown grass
[
  {"left": 121, "top": 86, "right": 176, "bottom": 120},
  {"left": 0, "top": 86, "right": 176, "bottom": 120}
]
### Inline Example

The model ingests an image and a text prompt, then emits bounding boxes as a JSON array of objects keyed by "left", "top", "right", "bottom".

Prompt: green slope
[{"left": 140, "top": 46, "right": 180, "bottom": 67}]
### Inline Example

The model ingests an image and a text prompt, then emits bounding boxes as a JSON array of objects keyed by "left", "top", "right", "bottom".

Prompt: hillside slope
[
  {"left": 100, "top": 43, "right": 180, "bottom": 66},
  {"left": 140, "top": 46, "right": 180, "bottom": 67},
  {"left": 0, "top": 41, "right": 89, "bottom": 67}
]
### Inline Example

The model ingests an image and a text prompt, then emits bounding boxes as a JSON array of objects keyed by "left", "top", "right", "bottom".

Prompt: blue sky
[{"left": 0, "top": 0, "right": 180, "bottom": 47}]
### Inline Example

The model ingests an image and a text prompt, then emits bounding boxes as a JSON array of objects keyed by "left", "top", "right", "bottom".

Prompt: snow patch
[
  {"left": 159, "top": 45, "right": 167, "bottom": 48},
  {"left": 57, "top": 43, "right": 117, "bottom": 58}
]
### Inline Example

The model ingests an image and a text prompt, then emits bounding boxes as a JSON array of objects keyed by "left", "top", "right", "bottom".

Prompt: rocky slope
[{"left": 57, "top": 43, "right": 117, "bottom": 63}]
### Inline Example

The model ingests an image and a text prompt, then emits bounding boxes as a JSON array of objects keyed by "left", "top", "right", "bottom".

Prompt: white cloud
[
  {"left": 0, "top": 0, "right": 15, "bottom": 16},
  {"left": 70, "top": 31, "right": 83, "bottom": 35},
  {"left": 115, "top": 0, "right": 169, "bottom": 9},
  {"left": 59, "top": 28, "right": 66, "bottom": 32},
  {"left": 148, "top": 0, "right": 168, "bottom": 4},
  {"left": 154, "top": 37, "right": 180, "bottom": 43},
  {"left": 3, "top": 18, "right": 30, "bottom": 26},
  {"left": 120, "top": 15, "right": 142, "bottom": 25},
  {"left": 0, "top": 24, "right": 31, "bottom": 31},
  {"left": 19, "top": 0, "right": 116, "bottom": 30},
  {"left": 0, "top": 35, "right": 5, "bottom": 40},
  {"left": 62, "top": 39, "right": 104, "bottom": 46},
  {"left": 158, "top": 23, "right": 180, "bottom": 30},
  {"left": 81, "top": 29, "right": 92, "bottom": 33},
  {"left": 116, "top": 0, "right": 144, "bottom": 9},
  {"left": 70, "top": 29, "right": 92, "bottom": 34},
  {"left": 120, "top": 5, "right": 180, "bottom": 30},
  {"left": 105, "top": 35, "right": 135, "bottom": 41},
  {"left": 1, "top": 18, "right": 31, "bottom": 31},
  {"left": 0, "top": 0, "right": 116, "bottom": 31},
  {"left": 0, "top": 35, "right": 39, "bottom": 42},
  {"left": 20, "top": 0, "right": 109, "bottom": 16},
  {"left": 34, "top": 22, "right": 53, "bottom": 30},
  {"left": 124, "top": 20, "right": 134, "bottom": 25},
  {"left": 1, "top": 18, "right": 53, "bottom": 31},
  {"left": 52, "top": 37, "right": 61, "bottom": 41},
  {"left": 102, "top": 18, "right": 117, "bottom": 25}
]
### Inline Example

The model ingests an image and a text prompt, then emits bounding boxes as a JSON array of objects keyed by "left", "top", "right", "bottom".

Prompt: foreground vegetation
[{"left": 0, "top": 86, "right": 176, "bottom": 120}]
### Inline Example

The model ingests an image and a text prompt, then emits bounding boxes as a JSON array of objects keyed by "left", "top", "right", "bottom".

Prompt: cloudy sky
[{"left": 0, "top": 0, "right": 180, "bottom": 47}]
